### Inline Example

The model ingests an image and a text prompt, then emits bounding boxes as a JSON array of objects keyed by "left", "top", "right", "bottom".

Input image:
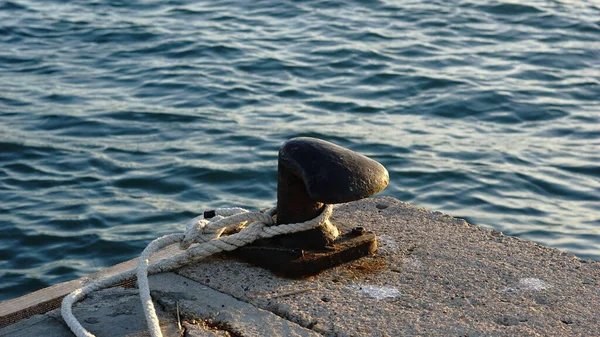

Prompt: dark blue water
[{"left": 1, "top": 0, "right": 599, "bottom": 302}]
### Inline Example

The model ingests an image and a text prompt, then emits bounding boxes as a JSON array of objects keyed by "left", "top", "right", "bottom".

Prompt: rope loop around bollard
[{"left": 61, "top": 204, "right": 334, "bottom": 337}]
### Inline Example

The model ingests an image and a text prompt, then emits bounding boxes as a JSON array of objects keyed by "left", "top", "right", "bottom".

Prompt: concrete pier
[{"left": 1, "top": 197, "right": 599, "bottom": 336}]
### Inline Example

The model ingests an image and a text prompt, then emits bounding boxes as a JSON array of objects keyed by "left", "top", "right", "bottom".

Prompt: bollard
[{"left": 231, "top": 137, "right": 389, "bottom": 277}]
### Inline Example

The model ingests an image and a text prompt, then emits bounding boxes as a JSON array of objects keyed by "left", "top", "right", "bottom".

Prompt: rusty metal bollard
[
  {"left": 231, "top": 137, "right": 389, "bottom": 277},
  {"left": 276, "top": 137, "right": 389, "bottom": 248}
]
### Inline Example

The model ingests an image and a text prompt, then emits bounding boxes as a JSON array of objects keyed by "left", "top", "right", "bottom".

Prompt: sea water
[{"left": 1, "top": 0, "right": 599, "bottom": 301}]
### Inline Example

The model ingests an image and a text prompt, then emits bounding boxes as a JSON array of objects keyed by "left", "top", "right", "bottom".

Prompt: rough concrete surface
[
  {"left": 1, "top": 197, "right": 599, "bottom": 337},
  {"left": 0, "top": 310, "right": 71, "bottom": 337},
  {"left": 0, "top": 287, "right": 181, "bottom": 337},
  {"left": 0, "top": 273, "right": 317, "bottom": 337},
  {"left": 149, "top": 273, "right": 321, "bottom": 337},
  {"left": 176, "top": 197, "right": 600, "bottom": 337}
]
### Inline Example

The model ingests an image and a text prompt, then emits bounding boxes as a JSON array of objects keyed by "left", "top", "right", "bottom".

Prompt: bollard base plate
[{"left": 227, "top": 231, "right": 377, "bottom": 278}]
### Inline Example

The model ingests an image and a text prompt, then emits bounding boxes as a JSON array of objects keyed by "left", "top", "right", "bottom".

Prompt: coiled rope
[{"left": 61, "top": 204, "right": 335, "bottom": 337}]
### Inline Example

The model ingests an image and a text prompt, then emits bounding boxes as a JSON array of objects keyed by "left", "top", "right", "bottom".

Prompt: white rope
[{"left": 61, "top": 204, "right": 334, "bottom": 337}]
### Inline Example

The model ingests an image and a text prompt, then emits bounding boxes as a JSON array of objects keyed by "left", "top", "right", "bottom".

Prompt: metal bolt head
[{"left": 352, "top": 227, "right": 366, "bottom": 236}]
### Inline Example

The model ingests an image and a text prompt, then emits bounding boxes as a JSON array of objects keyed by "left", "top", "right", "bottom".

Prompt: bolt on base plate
[{"left": 227, "top": 230, "right": 377, "bottom": 278}]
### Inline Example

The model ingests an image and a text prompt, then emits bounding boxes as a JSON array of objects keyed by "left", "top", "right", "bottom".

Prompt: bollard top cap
[{"left": 279, "top": 137, "right": 389, "bottom": 204}]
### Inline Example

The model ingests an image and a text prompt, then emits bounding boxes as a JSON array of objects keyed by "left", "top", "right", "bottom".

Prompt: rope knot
[
  {"left": 179, "top": 208, "right": 277, "bottom": 250},
  {"left": 180, "top": 216, "right": 219, "bottom": 250}
]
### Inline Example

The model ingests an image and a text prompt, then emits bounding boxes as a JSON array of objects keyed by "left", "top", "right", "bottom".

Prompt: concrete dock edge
[{"left": 1, "top": 196, "right": 599, "bottom": 336}]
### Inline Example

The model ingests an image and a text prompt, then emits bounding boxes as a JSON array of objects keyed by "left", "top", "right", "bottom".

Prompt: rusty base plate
[{"left": 227, "top": 231, "right": 377, "bottom": 278}]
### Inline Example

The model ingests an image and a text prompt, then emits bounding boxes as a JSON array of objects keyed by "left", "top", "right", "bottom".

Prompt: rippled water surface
[{"left": 1, "top": 0, "right": 599, "bottom": 301}]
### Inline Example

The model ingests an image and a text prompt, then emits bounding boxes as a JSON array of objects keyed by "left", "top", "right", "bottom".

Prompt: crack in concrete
[{"left": 171, "top": 271, "right": 325, "bottom": 336}]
